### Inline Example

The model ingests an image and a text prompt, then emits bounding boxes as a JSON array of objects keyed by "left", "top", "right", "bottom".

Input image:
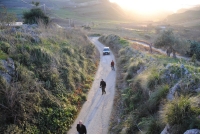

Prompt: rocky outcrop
[
  {"left": 161, "top": 63, "right": 200, "bottom": 133},
  {"left": 184, "top": 129, "right": 200, "bottom": 134},
  {"left": 0, "top": 58, "right": 15, "bottom": 83},
  {"left": 161, "top": 124, "right": 170, "bottom": 134}
]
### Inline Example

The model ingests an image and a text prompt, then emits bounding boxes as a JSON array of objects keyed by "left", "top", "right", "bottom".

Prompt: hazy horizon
[{"left": 109, "top": 0, "right": 200, "bottom": 14}]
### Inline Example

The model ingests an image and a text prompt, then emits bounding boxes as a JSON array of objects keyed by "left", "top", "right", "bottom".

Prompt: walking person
[
  {"left": 76, "top": 120, "right": 87, "bottom": 134},
  {"left": 100, "top": 79, "right": 106, "bottom": 95},
  {"left": 111, "top": 60, "right": 115, "bottom": 70}
]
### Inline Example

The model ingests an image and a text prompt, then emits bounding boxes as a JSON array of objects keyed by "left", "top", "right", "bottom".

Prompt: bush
[
  {"left": 0, "top": 42, "right": 10, "bottom": 54},
  {"left": 39, "top": 106, "right": 77, "bottom": 133},
  {"left": 147, "top": 71, "right": 161, "bottom": 89},
  {"left": 23, "top": 8, "right": 49, "bottom": 25},
  {"left": 30, "top": 47, "right": 52, "bottom": 66},
  {"left": 147, "top": 85, "right": 169, "bottom": 113},
  {"left": 124, "top": 62, "right": 137, "bottom": 80},
  {"left": 4, "top": 124, "right": 23, "bottom": 134},
  {"left": 188, "top": 41, "right": 200, "bottom": 60},
  {"left": 0, "top": 50, "right": 7, "bottom": 59},
  {"left": 146, "top": 118, "right": 163, "bottom": 134},
  {"left": 137, "top": 117, "right": 163, "bottom": 134},
  {"left": 161, "top": 96, "right": 200, "bottom": 133},
  {"left": 119, "top": 38, "right": 129, "bottom": 47}
]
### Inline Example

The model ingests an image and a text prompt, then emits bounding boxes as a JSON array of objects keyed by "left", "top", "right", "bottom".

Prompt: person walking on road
[
  {"left": 100, "top": 79, "right": 106, "bottom": 95},
  {"left": 76, "top": 120, "right": 87, "bottom": 134},
  {"left": 111, "top": 60, "right": 115, "bottom": 70}
]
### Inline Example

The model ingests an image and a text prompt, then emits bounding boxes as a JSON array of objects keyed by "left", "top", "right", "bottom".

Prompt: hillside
[
  {"left": 1, "top": 0, "right": 200, "bottom": 133},
  {"left": 0, "top": 0, "right": 128, "bottom": 25},
  {"left": 99, "top": 34, "right": 200, "bottom": 134},
  {"left": 166, "top": 6, "right": 200, "bottom": 28},
  {"left": 0, "top": 23, "right": 98, "bottom": 133}
]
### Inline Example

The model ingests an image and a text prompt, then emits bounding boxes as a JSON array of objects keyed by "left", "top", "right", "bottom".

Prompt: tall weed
[{"left": 161, "top": 96, "right": 200, "bottom": 133}]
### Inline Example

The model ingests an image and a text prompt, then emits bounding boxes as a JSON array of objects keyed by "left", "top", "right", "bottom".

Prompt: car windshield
[{"left": 103, "top": 48, "right": 110, "bottom": 51}]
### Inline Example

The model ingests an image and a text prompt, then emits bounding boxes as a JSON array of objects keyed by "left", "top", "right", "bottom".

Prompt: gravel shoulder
[{"left": 67, "top": 37, "right": 116, "bottom": 134}]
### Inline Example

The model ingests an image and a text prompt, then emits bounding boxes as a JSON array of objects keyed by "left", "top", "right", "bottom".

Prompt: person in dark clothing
[
  {"left": 111, "top": 60, "right": 115, "bottom": 70},
  {"left": 100, "top": 79, "right": 106, "bottom": 95},
  {"left": 76, "top": 120, "right": 87, "bottom": 134}
]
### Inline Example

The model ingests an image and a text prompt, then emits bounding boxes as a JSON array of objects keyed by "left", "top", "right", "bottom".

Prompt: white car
[{"left": 103, "top": 47, "right": 110, "bottom": 55}]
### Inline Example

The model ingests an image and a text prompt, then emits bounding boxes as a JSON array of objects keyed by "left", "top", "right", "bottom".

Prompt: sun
[{"left": 109, "top": 0, "right": 200, "bottom": 14}]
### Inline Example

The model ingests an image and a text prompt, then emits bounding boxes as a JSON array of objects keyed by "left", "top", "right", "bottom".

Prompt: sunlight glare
[{"left": 109, "top": 0, "right": 200, "bottom": 14}]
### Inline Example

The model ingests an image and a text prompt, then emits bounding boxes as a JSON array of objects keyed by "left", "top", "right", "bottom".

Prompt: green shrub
[
  {"left": 188, "top": 41, "right": 200, "bottom": 60},
  {"left": 136, "top": 117, "right": 163, "bottom": 134},
  {"left": 118, "top": 48, "right": 126, "bottom": 55},
  {"left": 0, "top": 50, "right": 7, "bottom": 59},
  {"left": 80, "top": 93, "right": 87, "bottom": 101},
  {"left": 127, "top": 62, "right": 139, "bottom": 74},
  {"left": 62, "top": 47, "right": 74, "bottom": 56},
  {"left": 0, "top": 76, "right": 7, "bottom": 89},
  {"left": 163, "top": 96, "right": 192, "bottom": 125},
  {"left": 147, "top": 85, "right": 169, "bottom": 113},
  {"left": 23, "top": 8, "right": 49, "bottom": 25},
  {"left": 124, "top": 72, "right": 132, "bottom": 80},
  {"left": 119, "top": 56, "right": 127, "bottom": 64},
  {"left": 123, "top": 82, "right": 149, "bottom": 113},
  {"left": 119, "top": 38, "right": 129, "bottom": 47},
  {"left": 30, "top": 47, "right": 52, "bottom": 66},
  {"left": 146, "top": 118, "right": 163, "bottom": 134},
  {"left": 0, "top": 42, "right": 10, "bottom": 54},
  {"left": 147, "top": 71, "right": 161, "bottom": 89},
  {"left": 83, "top": 84, "right": 90, "bottom": 89},
  {"left": 39, "top": 106, "right": 77, "bottom": 133},
  {"left": 169, "top": 65, "right": 183, "bottom": 78},
  {"left": 125, "top": 61, "right": 144, "bottom": 80},
  {"left": 161, "top": 96, "right": 200, "bottom": 133},
  {"left": 4, "top": 124, "right": 23, "bottom": 134}
]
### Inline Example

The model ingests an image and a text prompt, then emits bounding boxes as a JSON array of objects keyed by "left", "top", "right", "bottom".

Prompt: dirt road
[
  {"left": 129, "top": 40, "right": 189, "bottom": 61},
  {"left": 67, "top": 37, "right": 116, "bottom": 134}
]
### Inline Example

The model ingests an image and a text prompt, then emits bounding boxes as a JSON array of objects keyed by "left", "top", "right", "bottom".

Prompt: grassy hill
[
  {"left": 99, "top": 34, "right": 200, "bottom": 134},
  {"left": 0, "top": 0, "right": 128, "bottom": 24},
  {"left": 0, "top": 23, "right": 98, "bottom": 133}
]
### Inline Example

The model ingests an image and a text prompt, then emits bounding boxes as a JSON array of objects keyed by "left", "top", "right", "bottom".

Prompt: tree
[
  {"left": 23, "top": 2, "right": 49, "bottom": 25},
  {"left": 0, "top": 6, "right": 16, "bottom": 29},
  {"left": 188, "top": 41, "right": 200, "bottom": 60},
  {"left": 154, "top": 30, "right": 177, "bottom": 58},
  {"left": 32, "top": 1, "right": 40, "bottom": 7}
]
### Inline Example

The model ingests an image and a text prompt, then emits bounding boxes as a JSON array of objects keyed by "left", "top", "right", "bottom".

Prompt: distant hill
[
  {"left": 175, "top": 5, "right": 200, "bottom": 13},
  {"left": 0, "top": 0, "right": 129, "bottom": 24},
  {"left": 166, "top": 6, "right": 200, "bottom": 27},
  {"left": 167, "top": 10, "right": 200, "bottom": 22},
  {"left": 63, "top": 0, "right": 127, "bottom": 21}
]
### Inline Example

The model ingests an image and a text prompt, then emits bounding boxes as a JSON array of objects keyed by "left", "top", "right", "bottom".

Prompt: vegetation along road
[{"left": 67, "top": 37, "right": 116, "bottom": 134}]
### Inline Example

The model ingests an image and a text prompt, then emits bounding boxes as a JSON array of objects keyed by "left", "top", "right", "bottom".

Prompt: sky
[{"left": 109, "top": 0, "right": 200, "bottom": 14}]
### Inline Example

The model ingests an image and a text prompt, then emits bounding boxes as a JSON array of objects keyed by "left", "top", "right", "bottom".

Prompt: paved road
[{"left": 67, "top": 37, "right": 116, "bottom": 134}]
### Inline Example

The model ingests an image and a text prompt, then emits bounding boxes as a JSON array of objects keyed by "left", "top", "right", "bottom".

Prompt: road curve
[{"left": 67, "top": 37, "right": 116, "bottom": 134}]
